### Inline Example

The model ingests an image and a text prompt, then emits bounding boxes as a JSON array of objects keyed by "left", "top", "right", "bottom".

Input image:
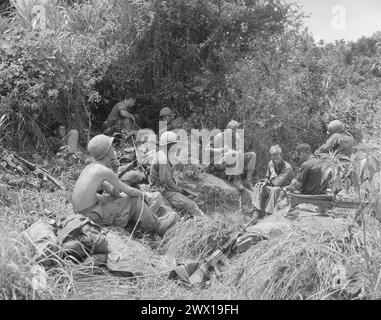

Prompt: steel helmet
[
  {"left": 159, "top": 107, "right": 174, "bottom": 117},
  {"left": 88, "top": 135, "right": 114, "bottom": 160},
  {"left": 327, "top": 120, "right": 345, "bottom": 134},
  {"left": 159, "top": 131, "right": 179, "bottom": 146}
]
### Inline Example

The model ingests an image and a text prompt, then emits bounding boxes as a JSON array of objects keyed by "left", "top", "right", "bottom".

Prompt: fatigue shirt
[
  {"left": 150, "top": 150, "right": 183, "bottom": 193},
  {"left": 317, "top": 131, "right": 355, "bottom": 156},
  {"left": 294, "top": 156, "right": 330, "bottom": 195},
  {"left": 265, "top": 160, "right": 294, "bottom": 187},
  {"left": 104, "top": 102, "right": 134, "bottom": 128}
]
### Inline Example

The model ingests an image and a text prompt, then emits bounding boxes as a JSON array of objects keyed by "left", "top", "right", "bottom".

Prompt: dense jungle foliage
[{"left": 0, "top": 0, "right": 380, "bottom": 171}]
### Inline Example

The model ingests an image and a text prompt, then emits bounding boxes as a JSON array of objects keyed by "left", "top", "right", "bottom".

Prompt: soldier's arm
[
  {"left": 120, "top": 109, "right": 131, "bottom": 118},
  {"left": 159, "top": 163, "right": 184, "bottom": 193},
  {"left": 272, "top": 167, "right": 294, "bottom": 187},
  {"left": 284, "top": 163, "right": 308, "bottom": 192},
  {"left": 103, "top": 167, "right": 143, "bottom": 197},
  {"left": 316, "top": 135, "right": 339, "bottom": 154},
  {"left": 284, "top": 178, "right": 302, "bottom": 192},
  {"left": 101, "top": 181, "right": 121, "bottom": 198}
]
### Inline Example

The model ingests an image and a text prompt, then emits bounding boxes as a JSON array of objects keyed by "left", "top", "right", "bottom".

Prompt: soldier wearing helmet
[
  {"left": 158, "top": 107, "right": 186, "bottom": 136},
  {"left": 316, "top": 120, "right": 354, "bottom": 156},
  {"left": 150, "top": 131, "right": 205, "bottom": 217},
  {"left": 72, "top": 134, "right": 177, "bottom": 236},
  {"left": 205, "top": 119, "right": 257, "bottom": 190}
]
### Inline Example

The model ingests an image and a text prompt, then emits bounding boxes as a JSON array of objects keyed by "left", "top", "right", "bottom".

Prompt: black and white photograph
[{"left": 0, "top": 0, "right": 381, "bottom": 308}]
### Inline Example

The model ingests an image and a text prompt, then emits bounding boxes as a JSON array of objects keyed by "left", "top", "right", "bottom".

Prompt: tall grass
[{"left": 218, "top": 215, "right": 381, "bottom": 300}]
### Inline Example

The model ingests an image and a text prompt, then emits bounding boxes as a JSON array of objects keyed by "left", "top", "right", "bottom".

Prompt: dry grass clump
[
  {"left": 158, "top": 214, "right": 240, "bottom": 260},
  {"left": 0, "top": 233, "right": 55, "bottom": 300},
  {"left": 219, "top": 215, "right": 381, "bottom": 300}
]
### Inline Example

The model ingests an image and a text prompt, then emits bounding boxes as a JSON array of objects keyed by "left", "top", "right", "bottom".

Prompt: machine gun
[{"left": 290, "top": 193, "right": 364, "bottom": 212}]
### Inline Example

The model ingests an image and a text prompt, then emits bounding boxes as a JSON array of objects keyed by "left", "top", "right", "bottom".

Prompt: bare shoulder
[{"left": 84, "top": 162, "right": 112, "bottom": 176}]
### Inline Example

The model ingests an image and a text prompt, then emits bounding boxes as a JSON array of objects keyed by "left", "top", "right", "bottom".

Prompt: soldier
[
  {"left": 72, "top": 134, "right": 177, "bottom": 236},
  {"left": 104, "top": 98, "right": 140, "bottom": 136},
  {"left": 150, "top": 131, "right": 205, "bottom": 217},
  {"left": 283, "top": 143, "right": 330, "bottom": 195},
  {"left": 206, "top": 120, "right": 256, "bottom": 190},
  {"left": 316, "top": 120, "right": 355, "bottom": 157},
  {"left": 158, "top": 107, "right": 185, "bottom": 136},
  {"left": 251, "top": 145, "right": 294, "bottom": 218},
  {"left": 47, "top": 123, "right": 90, "bottom": 163}
]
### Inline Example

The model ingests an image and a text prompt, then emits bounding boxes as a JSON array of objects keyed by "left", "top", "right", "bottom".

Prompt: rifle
[
  {"left": 1, "top": 146, "right": 65, "bottom": 191},
  {"left": 290, "top": 193, "right": 365, "bottom": 211},
  {"left": 189, "top": 231, "right": 241, "bottom": 287},
  {"left": 15, "top": 155, "right": 66, "bottom": 190},
  {"left": 0, "top": 147, "right": 26, "bottom": 175}
]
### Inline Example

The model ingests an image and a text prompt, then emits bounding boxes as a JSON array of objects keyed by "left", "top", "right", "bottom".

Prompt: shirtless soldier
[{"left": 72, "top": 134, "right": 176, "bottom": 236}]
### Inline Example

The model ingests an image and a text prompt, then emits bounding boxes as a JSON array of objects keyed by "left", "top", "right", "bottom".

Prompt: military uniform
[
  {"left": 316, "top": 131, "right": 355, "bottom": 156},
  {"left": 150, "top": 150, "right": 204, "bottom": 217},
  {"left": 252, "top": 160, "right": 294, "bottom": 214}
]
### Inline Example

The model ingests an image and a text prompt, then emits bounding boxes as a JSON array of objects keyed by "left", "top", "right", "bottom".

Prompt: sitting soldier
[
  {"left": 158, "top": 107, "right": 186, "bottom": 136},
  {"left": 205, "top": 120, "right": 256, "bottom": 190},
  {"left": 251, "top": 145, "right": 294, "bottom": 219},
  {"left": 316, "top": 120, "right": 355, "bottom": 157},
  {"left": 283, "top": 143, "right": 330, "bottom": 195},
  {"left": 150, "top": 131, "right": 205, "bottom": 217},
  {"left": 47, "top": 122, "right": 90, "bottom": 164},
  {"left": 72, "top": 134, "right": 177, "bottom": 236},
  {"left": 104, "top": 98, "right": 140, "bottom": 136}
]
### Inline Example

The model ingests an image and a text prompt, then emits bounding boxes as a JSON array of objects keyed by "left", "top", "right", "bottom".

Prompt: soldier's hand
[
  {"left": 280, "top": 188, "right": 289, "bottom": 198},
  {"left": 110, "top": 158, "right": 120, "bottom": 173},
  {"left": 128, "top": 187, "right": 143, "bottom": 198},
  {"left": 255, "top": 180, "right": 267, "bottom": 188}
]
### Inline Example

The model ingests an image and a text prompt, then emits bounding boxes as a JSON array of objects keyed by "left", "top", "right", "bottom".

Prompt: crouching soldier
[
  {"left": 104, "top": 98, "right": 141, "bottom": 136},
  {"left": 251, "top": 145, "right": 294, "bottom": 218},
  {"left": 150, "top": 131, "right": 205, "bottom": 217},
  {"left": 72, "top": 134, "right": 177, "bottom": 236},
  {"left": 316, "top": 120, "right": 355, "bottom": 157}
]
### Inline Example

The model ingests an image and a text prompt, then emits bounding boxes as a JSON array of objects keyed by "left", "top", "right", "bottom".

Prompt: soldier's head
[
  {"left": 52, "top": 122, "right": 66, "bottom": 139},
  {"left": 159, "top": 107, "right": 175, "bottom": 123},
  {"left": 123, "top": 98, "right": 136, "bottom": 109},
  {"left": 295, "top": 143, "right": 312, "bottom": 163},
  {"left": 327, "top": 120, "right": 345, "bottom": 135},
  {"left": 269, "top": 145, "right": 283, "bottom": 166},
  {"left": 87, "top": 135, "right": 116, "bottom": 165}
]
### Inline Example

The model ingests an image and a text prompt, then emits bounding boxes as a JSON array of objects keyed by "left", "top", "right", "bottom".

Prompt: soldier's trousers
[{"left": 251, "top": 185, "right": 281, "bottom": 215}]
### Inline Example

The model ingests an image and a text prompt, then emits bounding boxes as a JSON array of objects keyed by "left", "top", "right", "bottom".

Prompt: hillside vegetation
[{"left": 1, "top": 0, "right": 381, "bottom": 300}]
